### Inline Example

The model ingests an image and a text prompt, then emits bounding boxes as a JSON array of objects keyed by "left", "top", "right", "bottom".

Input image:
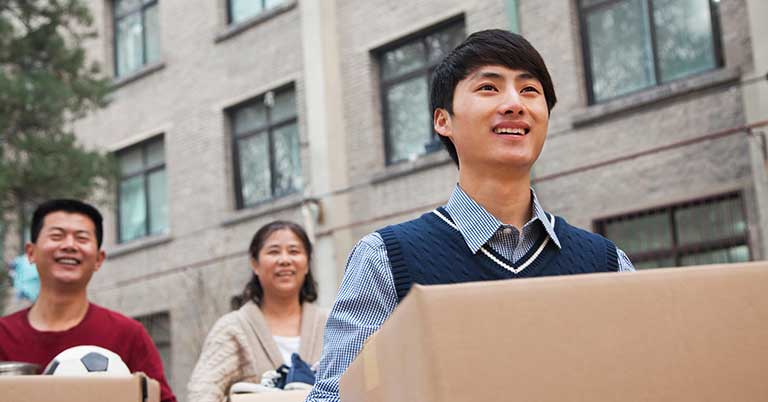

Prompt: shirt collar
[{"left": 444, "top": 184, "right": 562, "bottom": 253}]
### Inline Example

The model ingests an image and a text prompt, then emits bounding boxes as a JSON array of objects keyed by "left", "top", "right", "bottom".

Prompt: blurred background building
[{"left": 2, "top": 0, "right": 766, "bottom": 400}]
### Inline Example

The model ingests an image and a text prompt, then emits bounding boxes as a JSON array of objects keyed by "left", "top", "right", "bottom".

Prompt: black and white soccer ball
[{"left": 43, "top": 345, "right": 131, "bottom": 376}]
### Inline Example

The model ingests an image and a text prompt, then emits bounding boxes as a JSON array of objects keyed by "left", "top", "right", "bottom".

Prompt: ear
[
  {"left": 250, "top": 257, "right": 260, "bottom": 276},
  {"left": 434, "top": 108, "right": 452, "bottom": 138},
  {"left": 25, "top": 243, "right": 36, "bottom": 265},
  {"left": 93, "top": 250, "right": 106, "bottom": 272}
]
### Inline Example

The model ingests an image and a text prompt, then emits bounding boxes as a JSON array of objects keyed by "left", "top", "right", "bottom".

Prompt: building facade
[{"left": 2, "top": 0, "right": 766, "bottom": 400}]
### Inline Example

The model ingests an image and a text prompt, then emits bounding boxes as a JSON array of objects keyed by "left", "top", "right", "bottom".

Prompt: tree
[{"left": 0, "top": 0, "right": 116, "bottom": 306}]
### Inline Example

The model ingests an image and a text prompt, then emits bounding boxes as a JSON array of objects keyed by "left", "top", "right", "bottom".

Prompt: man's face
[
  {"left": 435, "top": 65, "right": 549, "bottom": 173},
  {"left": 26, "top": 211, "right": 105, "bottom": 290}
]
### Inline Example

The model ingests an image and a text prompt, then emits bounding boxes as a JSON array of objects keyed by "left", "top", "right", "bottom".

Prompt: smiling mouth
[
  {"left": 493, "top": 127, "right": 529, "bottom": 136},
  {"left": 275, "top": 271, "right": 296, "bottom": 278},
  {"left": 55, "top": 257, "right": 81, "bottom": 266}
]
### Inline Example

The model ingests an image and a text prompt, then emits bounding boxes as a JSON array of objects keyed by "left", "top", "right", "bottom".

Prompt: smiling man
[
  {"left": 305, "top": 30, "right": 634, "bottom": 402},
  {"left": 0, "top": 199, "right": 176, "bottom": 402}
]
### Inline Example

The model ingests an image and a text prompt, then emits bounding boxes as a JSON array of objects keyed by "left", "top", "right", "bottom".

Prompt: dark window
[
  {"left": 378, "top": 18, "right": 465, "bottom": 164},
  {"left": 595, "top": 193, "right": 750, "bottom": 269},
  {"left": 230, "top": 86, "right": 301, "bottom": 209},
  {"left": 117, "top": 137, "right": 167, "bottom": 243},
  {"left": 228, "top": 0, "right": 284, "bottom": 24},
  {"left": 114, "top": 0, "right": 161, "bottom": 77},
  {"left": 579, "top": 0, "right": 722, "bottom": 103},
  {"left": 135, "top": 312, "right": 172, "bottom": 382}
]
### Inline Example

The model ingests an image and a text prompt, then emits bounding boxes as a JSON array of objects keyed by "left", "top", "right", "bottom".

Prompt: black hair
[
  {"left": 30, "top": 199, "right": 104, "bottom": 248},
  {"left": 239, "top": 220, "right": 318, "bottom": 307},
  {"left": 430, "top": 29, "right": 558, "bottom": 166}
]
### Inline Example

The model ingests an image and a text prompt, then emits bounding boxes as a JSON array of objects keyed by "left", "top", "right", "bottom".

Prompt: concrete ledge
[
  {"left": 371, "top": 151, "right": 453, "bottom": 185},
  {"left": 221, "top": 193, "right": 304, "bottom": 226},
  {"left": 107, "top": 233, "right": 173, "bottom": 258},
  {"left": 111, "top": 61, "right": 166, "bottom": 90},
  {"left": 572, "top": 67, "right": 741, "bottom": 128}
]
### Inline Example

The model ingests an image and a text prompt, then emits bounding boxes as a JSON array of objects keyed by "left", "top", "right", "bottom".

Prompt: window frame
[
  {"left": 375, "top": 16, "right": 465, "bottom": 165},
  {"left": 226, "top": 0, "right": 279, "bottom": 25},
  {"left": 229, "top": 84, "right": 300, "bottom": 210},
  {"left": 113, "top": 0, "right": 160, "bottom": 78},
  {"left": 594, "top": 192, "right": 751, "bottom": 268},
  {"left": 116, "top": 136, "right": 166, "bottom": 243},
  {"left": 578, "top": 0, "right": 724, "bottom": 104},
  {"left": 134, "top": 312, "right": 172, "bottom": 382}
]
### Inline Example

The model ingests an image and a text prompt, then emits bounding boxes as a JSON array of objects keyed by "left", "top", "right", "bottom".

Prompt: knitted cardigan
[{"left": 186, "top": 301, "right": 328, "bottom": 402}]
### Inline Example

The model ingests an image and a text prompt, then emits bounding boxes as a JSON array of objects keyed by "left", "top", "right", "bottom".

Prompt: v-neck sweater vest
[{"left": 378, "top": 207, "right": 619, "bottom": 302}]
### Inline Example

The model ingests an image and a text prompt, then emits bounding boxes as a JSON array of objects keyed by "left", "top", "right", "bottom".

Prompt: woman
[{"left": 187, "top": 221, "right": 328, "bottom": 402}]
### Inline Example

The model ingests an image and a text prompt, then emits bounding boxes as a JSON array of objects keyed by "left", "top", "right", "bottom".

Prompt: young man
[
  {"left": 0, "top": 199, "right": 176, "bottom": 402},
  {"left": 305, "top": 30, "right": 634, "bottom": 402}
]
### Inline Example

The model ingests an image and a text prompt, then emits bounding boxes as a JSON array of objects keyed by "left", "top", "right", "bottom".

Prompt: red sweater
[{"left": 0, "top": 303, "right": 176, "bottom": 402}]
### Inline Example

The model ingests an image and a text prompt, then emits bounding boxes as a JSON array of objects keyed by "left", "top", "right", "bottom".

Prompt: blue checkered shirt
[{"left": 305, "top": 186, "right": 634, "bottom": 401}]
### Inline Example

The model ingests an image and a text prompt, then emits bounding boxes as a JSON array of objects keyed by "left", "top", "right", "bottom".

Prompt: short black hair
[
  {"left": 238, "top": 220, "right": 318, "bottom": 307},
  {"left": 30, "top": 199, "right": 104, "bottom": 248},
  {"left": 430, "top": 29, "right": 557, "bottom": 166}
]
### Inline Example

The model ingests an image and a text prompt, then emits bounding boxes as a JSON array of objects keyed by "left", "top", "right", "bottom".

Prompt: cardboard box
[
  {"left": 230, "top": 389, "right": 310, "bottom": 402},
  {"left": 0, "top": 372, "right": 159, "bottom": 402},
  {"left": 340, "top": 262, "right": 768, "bottom": 402}
]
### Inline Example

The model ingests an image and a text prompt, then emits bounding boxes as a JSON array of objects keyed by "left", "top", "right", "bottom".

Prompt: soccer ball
[{"left": 43, "top": 345, "right": 131, "bottom": 376}]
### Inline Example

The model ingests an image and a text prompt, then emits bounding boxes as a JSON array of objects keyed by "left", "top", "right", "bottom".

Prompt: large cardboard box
[
  {"left": 230, "top": 389, "right": 310, "bottom": 402},
  {"left": 340, "top": 262, "right": 768, "bottom": 402},
  {"left": 0, "top": 372, "right": 159, "bottom": 402}
]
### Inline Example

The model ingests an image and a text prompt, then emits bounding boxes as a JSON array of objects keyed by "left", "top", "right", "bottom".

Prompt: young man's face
[
  {"left": 435, "top": 65, "right": 549, "bottom": 173},
  {"left": 26, "top": 211, "right": 105, "bottom": 291}
]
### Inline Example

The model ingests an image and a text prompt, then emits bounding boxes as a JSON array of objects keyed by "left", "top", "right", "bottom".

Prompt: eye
[
  {"left": 477, "top": 83, "right": 498, "bottom": 92},
  {"left": 521, "top": 86, "right": 540, "bottom": 94}
]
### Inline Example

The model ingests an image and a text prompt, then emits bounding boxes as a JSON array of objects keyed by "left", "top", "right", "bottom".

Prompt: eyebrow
[
  {"left": 468, "top": 70, "right": 539, "bottom": 83},
  {"left": 46, "top": 226, "right": 92, "bottom": 236}
]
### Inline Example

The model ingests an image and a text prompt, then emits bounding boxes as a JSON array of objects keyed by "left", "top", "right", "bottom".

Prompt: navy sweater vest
[{"left": 378, "top": 207, "right": 619, "bottom": 302}]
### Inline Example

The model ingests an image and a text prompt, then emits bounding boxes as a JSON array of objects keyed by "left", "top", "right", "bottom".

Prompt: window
[
  {"left": 579, "top": 0, "right": 722, "bottom": 103},
  {"left": 228, "top": 0, "right": 284, "bottom": 24},
  {"left": 230, "top": 85, "right": 302, "bottom": 209},
  {"left": 135, "top": 312, "right": 172, "bottom": 382},
  {"left": 378, "top": 19, "right": 465, "bottom": 164},
  {"left": 114, "top": 0, "right": 161, "bottom": 77},
  {"left": 117, "top": 137, "right": 168, "bottom": 243},
  {"left": 595, "top": 193, "right": 750, "bottom": 269}
]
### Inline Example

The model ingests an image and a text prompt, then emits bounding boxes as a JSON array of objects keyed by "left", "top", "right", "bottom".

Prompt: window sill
[
  {"left": 111, "top": 62, "right": 166, "bottom": 90},
  {"left": 107, "top": 233, "right": 173, "bottom": 258},
  {"left": 214, "top": 1, "right": 297, "bottom": 43},
  {"left": 221, "top": 193, "right": 304, "bottom": 227},
  {"left": 371, "top": 150, "right": 453, "bottom": 185},
  {"left": 571, "top": 67, "right": 741, "bottom": 128}
]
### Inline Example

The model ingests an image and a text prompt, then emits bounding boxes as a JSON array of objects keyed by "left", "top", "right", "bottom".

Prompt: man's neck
[
  {"left": 458, "top": 167, "right": 533, "bottom": 228},
  {"left": 28, "top": 289, "right": 90, "bottom": 332}
]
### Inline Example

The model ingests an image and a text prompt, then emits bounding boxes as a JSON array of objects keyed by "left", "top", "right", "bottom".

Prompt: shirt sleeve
[
  {"left": 305, "top": 233, "right": 398, "bottom": 402},
  {"left": 128, "top": 323, "right": 177, "bottom": 402},
  {"left": 187, "top": 314, "right": 248, "bottom": 402},
  {"left": 617, "top": 248, "right": 636, "bottom": 272}
]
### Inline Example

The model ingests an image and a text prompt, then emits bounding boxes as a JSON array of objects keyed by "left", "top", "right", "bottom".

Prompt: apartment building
[{"left": 2, "top": 0, "right": 765, "bottom": 399}]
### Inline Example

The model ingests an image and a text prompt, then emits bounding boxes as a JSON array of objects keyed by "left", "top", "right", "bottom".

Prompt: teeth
[
  {"left": 57, "top": 258, "right": 79, "bottom": 265},
  {"left": 494, "top": 127, "right": 526, "bottom": 135}
]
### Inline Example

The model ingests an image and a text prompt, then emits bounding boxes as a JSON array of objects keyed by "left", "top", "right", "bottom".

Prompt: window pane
[
  {"left": 586, "top": 0, "right": 655, "bottom": 101},
  {"left": 116, "top": 13, "right": 144, "bottom": 77},
  {"left": 230, "top": 0, "right": 264, "bottom": 24},
  {"left": 233, "top": 103, "right": 267, "bottom": 135},
  {"left": 144, "top": 3, "right": 161, "bottom": 64},
  {"left": 604, "top": 211, "right": 672, "bottom": 256},
  {"left": 634, "top": 257, "right": 675, "bottom": 270},
  {"left": 115, "top": 0, "right": 141, "bottom": 16},
  {"left": 680, "top": 245, "right": 750, "bottom": 266},
  {"left": 264, "top": 0, "right": 283, "bottom": 10},
  {"left": 272, "top": 123, "right": 302, "bottom": 196},
  {"left": 120, "top": 176, "right": 146, "bottom": 242},
  {"left": 675, "top": 198, "right": 745, "bottom": 246},
  {"left": 385, "top": 76, "right": 431, "bottom": 163},
  {"left": 653, "top": 0, "right": 717, "bottom": 82},
  {"left": 425, "top": 24, "right": 464, "bottom": 63},
  {"left": 146, "top": 139, "right": 164, "bottom": 167},
  {"left": 237, "top": 134, "right": 271, "bottom": 205},
  {"left": 148, "top": 170, "right": 167, "bottom": 235},
  {"left": 272, "top": 89, "right": 296, "bottom": 122},
  {"left": 381, "top": 41, "right": 427, "bottom": 81},
  {"left": 119, "top": 147, "right": 144, "bottom": 176}
]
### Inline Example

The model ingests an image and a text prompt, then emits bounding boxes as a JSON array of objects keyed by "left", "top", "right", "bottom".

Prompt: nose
[
  {"left": 60, "top": 235, "right": 77, "bottom": 251},
  {"left": 277, "top": 252, "right": 290, "bottom": 265},
  {"left": 497, "top": 89, "right": 524, "bottom": 116}
]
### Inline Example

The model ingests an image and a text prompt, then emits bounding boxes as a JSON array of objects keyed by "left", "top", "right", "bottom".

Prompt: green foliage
[{"left": 0, "top": 0, "right": 116, "bottom": 252}]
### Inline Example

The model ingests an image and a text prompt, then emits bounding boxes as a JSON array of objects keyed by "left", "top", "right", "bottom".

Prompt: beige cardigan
[{"left": 187, "top": 302, "right": 328, "bottom": 402}]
